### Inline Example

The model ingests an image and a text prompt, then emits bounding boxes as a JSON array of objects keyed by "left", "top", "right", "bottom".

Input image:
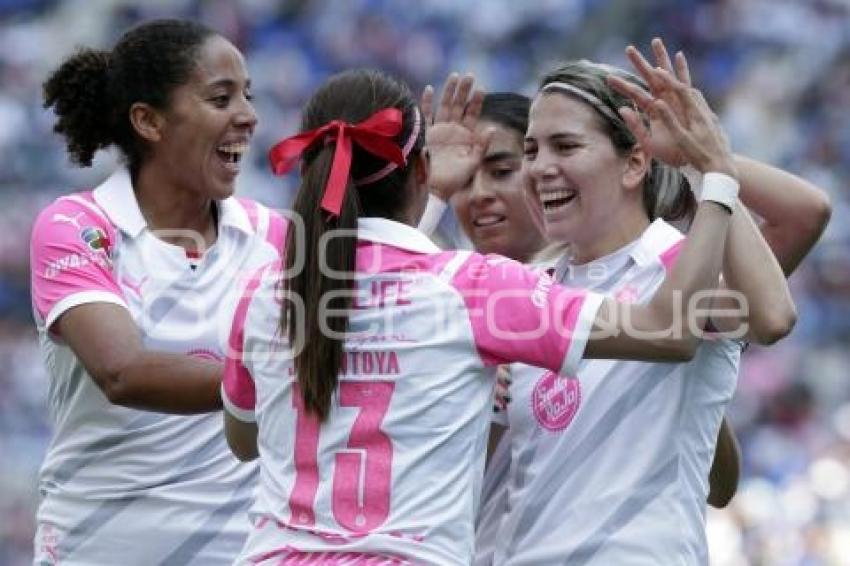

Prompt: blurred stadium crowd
[{"left": 1, "top": 0, "right": 848, "bottom": 564}]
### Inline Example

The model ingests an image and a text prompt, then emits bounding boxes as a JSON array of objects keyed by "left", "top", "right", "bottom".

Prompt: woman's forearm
[{"left": 735, "top": 155, "right": 831, "bottom": 275}]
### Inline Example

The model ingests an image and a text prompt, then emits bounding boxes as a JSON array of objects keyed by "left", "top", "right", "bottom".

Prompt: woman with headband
[
  {"left": 475, "top": 40, "right": 829, "bottom": 565},
  {"left": 221, "top": 66, "right": 743, "bottom": 564}
]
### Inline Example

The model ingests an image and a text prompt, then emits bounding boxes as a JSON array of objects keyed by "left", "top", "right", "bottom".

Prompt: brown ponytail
[
  {"left": 279, "top": 69, "right": 424, "bottom": 420},
  {"left": 282, "top": 147, "right": 361, "bottom": 420}
]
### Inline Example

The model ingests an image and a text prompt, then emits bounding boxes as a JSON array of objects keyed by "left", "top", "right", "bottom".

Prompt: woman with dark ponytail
[
  {"left": 222, "top": 62, "right": 748, "bottom": 563},
  {"left": 31, "top": 19, "right": 284, "bottom": 565}
]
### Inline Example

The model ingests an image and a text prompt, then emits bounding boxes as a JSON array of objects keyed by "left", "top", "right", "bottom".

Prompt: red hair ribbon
[{"left": 268, "top": 108, "right": 406, "bottom": 217}]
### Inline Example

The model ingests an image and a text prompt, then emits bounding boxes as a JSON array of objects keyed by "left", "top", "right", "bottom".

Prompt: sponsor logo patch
[{"left": 532, "top": 371, "right": 581, "bottom": 431}]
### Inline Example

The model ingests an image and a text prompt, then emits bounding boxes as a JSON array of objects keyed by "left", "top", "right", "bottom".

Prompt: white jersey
[
  {"left": 474, "top": 259, "right": 555, "bottom": 566},
  {"left": 29, "top": 168, "right": 286, "bottom": 565},
  {"left": 473, "top": 429, "right": 511, "bottom": 566},
  {"left": 480, "top": 219, "right": 742, "bottom": 565},
  {"left": 222, "top": 218, "right": 604, "bottom": 565}
]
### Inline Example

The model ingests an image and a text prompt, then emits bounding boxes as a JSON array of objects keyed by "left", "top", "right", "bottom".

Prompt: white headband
[{"left": 540, "top": 81, "right": 622, "bottom": 125}]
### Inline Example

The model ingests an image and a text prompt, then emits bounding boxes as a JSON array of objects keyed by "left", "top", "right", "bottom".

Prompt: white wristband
[
  {"left": 417, "top": 193, "right": 449, "bottom": 236},
  {"left": 700, "top": 172, "right": 739, "bottom": 211}
]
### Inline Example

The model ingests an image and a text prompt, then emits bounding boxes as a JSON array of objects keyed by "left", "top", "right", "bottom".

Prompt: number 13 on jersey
[{"left": 289, "top": 380, "right": 395, "bottom": 533}]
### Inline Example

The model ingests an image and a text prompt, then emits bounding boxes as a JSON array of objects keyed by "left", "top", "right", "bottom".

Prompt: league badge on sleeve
[{"left": 80, "top": 227, "right": 109, "bottom": 252}]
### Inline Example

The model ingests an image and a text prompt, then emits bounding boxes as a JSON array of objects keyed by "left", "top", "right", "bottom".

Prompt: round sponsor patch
[
  {"left": 80, "top": 227, "right": 108, "bottom": 251},
  {"left": 531, "top": 371, "right": 581, "bottom": 431}
]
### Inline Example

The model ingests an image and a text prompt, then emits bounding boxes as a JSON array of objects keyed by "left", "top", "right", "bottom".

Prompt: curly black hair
[{"left": 43, "top": 19, "right": 216, "bottom": 174}]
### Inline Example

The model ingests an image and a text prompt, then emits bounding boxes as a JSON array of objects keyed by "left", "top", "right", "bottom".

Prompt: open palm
[
  {"left": 421, "top": 73, "right": 490, "bottom": 200},
  {"left": 609, "top": 38, "right": 735, "bottom": 176}
]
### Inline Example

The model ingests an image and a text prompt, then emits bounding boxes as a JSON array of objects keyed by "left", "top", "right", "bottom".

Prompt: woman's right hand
[
  {"left": 420, "top": 73, "right": 492, "bottom": 201},
  {"left": 607, "top": 39, "right": 738, "bottom": 180}
]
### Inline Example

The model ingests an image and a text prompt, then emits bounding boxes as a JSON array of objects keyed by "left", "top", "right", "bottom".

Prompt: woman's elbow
[
  {"left": 226, "top": 436, "right": 259, "bottom": 462},
  {"left": 664, "top": 335, "right": 700, "bottom": 362},
  {"left": 808, "top": 190, "right": 833, "bottom": 233},
  {"left": 230, "top": 445, "right": 259, "bottom": 462},
  {"left": 751, "top": 303, "right": 797, "bottom": 345},
  {"left": 224, "top": 421, "right": 259, "bottom": 462},
  {"left": 92, "top": 366, "right": 134, "bottom": 407}
]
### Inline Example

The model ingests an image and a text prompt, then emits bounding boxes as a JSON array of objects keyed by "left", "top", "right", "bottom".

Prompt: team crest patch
[
  {"left": 532, "top": 371, "right": 581, "bottom": 431},
  {"left": 80, "top": 227, "right": 109, "bottom": 251},
  {"left": 188, "top": 348, "right": 224, "bottom": 362}
]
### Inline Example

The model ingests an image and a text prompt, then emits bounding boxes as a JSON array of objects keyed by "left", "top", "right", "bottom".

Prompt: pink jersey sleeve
[
  {"left": 222, "top": 263, "right": 273, "bottom": 423},
  {"left": 30, "top": 195, "right": 125, "bottom": 332},
  {"left": 452, "top": 254, "right": 604, "bottom": 377}
]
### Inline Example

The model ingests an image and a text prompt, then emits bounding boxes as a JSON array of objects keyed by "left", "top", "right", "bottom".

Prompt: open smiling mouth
[
  {"left": 216, "top": 142, "right": 248, "bottom": 168},
  {"left": 473, "top": 214, "right": 506, "bottom": 228},
  {"left": 541, "top": 189, "right": 577, "bottom": 212}
]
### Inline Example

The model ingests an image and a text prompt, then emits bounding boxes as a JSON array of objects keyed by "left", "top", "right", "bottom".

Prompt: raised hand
[
  {"left": 607, "top": 39, "right": 737, "bottom": 178},
  {"left": 422, "top": 73, "right": 492, "bottom": 200},
  {"left": 612, "top": 39, "right": 691, "bottom": 167}
]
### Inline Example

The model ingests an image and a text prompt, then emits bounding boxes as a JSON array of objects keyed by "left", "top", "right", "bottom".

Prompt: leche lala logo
[{"left": 532, "top": 371, "right": 581, "bottom": 431}]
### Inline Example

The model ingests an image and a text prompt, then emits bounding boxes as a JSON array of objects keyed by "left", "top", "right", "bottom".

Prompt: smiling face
[
  {"left": 451, "top": 120, "right": 546, "bottom": 262},
  {"left": 151, "top": 35, "right": 257, "bottom": 200},
  {"left": 525, "top": 92, "right": 645, "bottom": 261}
]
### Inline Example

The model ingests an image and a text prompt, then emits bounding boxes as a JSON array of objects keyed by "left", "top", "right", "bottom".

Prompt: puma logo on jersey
[{"left": 52, "top": 212, "right": 85, "bottom": 229}]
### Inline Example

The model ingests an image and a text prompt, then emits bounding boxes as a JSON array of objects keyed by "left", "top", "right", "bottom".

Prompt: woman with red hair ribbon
[{"left": 222, "top": 67, "right": 742, "bottom": 565}]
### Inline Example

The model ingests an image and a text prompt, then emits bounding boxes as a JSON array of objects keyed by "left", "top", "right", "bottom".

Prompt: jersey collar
[
  {"left": 357, "top": 217, "right": 441, "bottom": 254},
  {"left": 629, "top": 218, "right": 685, "bottom": 268},
  {"left": 91, "top": 168, "right": 146, "bottom": 238},
  {"left": 558, "top": 218, "right": 684, "bottom": 281},
  {"left": 91, "top": 167, "right": 254, "bottom": 238},
  {"left": 217, "top": 197, "right": 254, "bottom": 235}
]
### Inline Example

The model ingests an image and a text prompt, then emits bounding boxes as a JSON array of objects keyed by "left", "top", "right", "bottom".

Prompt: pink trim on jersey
[
  {"left": 355, "top": 242, "right": 455, "bottom": 275},
  {"left": 250, "top": 547, "right": 408, "bottom": 565},
  {"left": 30, "top": 192, "right": 123, "bottom": 328},
  {"left": 238, "top": 197, "right": 261, "bottom": 232},
  {"left": 450, "top": 254, "right": 589, "bottom": 371},
  {"left": 659, "top": 239, "right": 684, "bottom": 271},
  {"left": 223, "top": 263, "right": 273, "bottom": 414},
  {"left": 266, "top": 210, "right": 288, "bottom": 249},
  {"left": 248, "top": 516, "right": 415, "bottom": 564},
  {"left": 254, "top": 515, "right": 425, "bottom": 546}
]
